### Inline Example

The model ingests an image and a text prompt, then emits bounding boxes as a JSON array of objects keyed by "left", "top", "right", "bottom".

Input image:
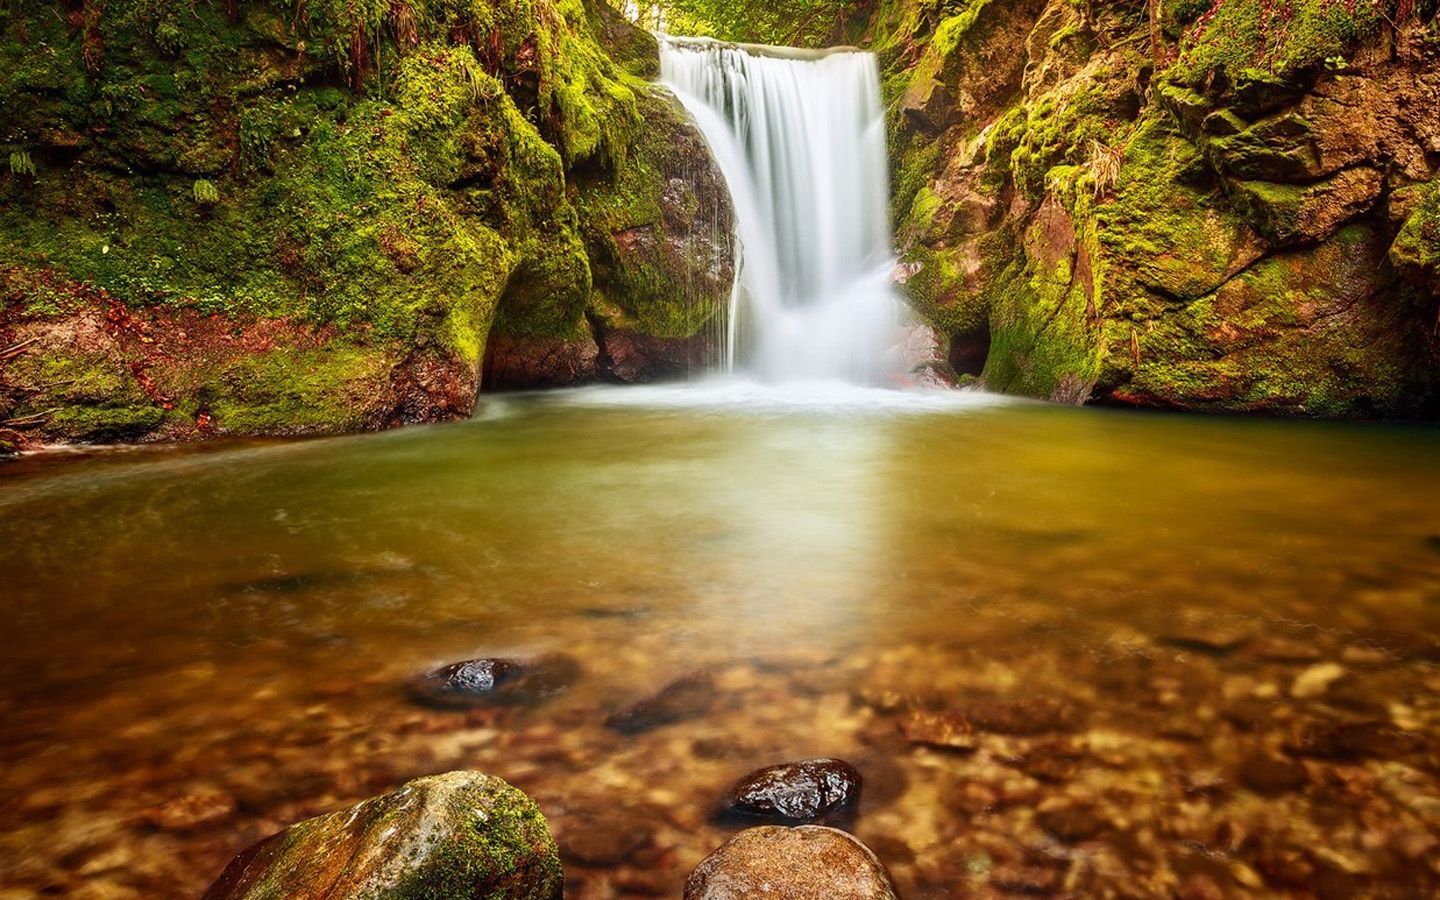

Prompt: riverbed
[{"left": 2, "top": 383, "right": 1439, "bottom": 898}]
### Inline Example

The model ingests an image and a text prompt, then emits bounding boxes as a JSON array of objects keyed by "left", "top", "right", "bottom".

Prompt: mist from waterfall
[{"left": 659, "top": 36, "right": 904, "bottom": 385}]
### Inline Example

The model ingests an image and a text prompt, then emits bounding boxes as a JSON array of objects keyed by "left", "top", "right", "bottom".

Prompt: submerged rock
[
  {"left": 966, "top": 696, "right": 1083, "bottom": 735},
  {"left": 605, "top": 671, "right": 716, "bottom": 734},
  {"left": 407, "top": 655, "right": 580, "bottom": 709},
  {"left": 722, "top": 758, "right": 861, "bottom": 824},
  {"left": 684, "top": 826, "right": 898, "bottom": 900},
  {"left": 1239, "top": 752, "right": 1308, "bottom": 796},
  {"left": 899, "top": 710, "right": 979, "bottom": 752},
  {"left": 1286, "top": 720, "right": 1426, "bottom": 761},
  {"left": 203, "top": 771, "right": 561, "bottom": 900},
  {"left": 1036, "top": 800, "right": 1107, "bottom": 843}
]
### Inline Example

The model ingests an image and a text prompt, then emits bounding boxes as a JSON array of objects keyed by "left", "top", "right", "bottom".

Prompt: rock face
[
  {"left": 684, "top": 826, "right": 899, "bottom": 900},
  {"left": 722, "top": 758, "right": 862, "bottom": 823},
  {"left": 871, "top": 0, "right": 1440, "bottom": 417},
  {"left": 0, "top": 1, "right": 733, "bottom": 445},
  {"left": 203, "top": 771, "right": 562, "bottom": 900}
]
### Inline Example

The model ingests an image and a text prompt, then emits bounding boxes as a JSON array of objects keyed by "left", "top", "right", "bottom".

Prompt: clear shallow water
[{"left": 2, "top": 386, "right": 1440, "bottom": 897}]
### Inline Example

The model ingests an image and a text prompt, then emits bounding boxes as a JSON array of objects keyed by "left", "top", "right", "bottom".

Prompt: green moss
[
  {"left": 1119, "top": 222, "right": 1432, "bottom": 415},
  {"left": 0, "top": 0, "right": 696, "bottom": 438},
  {"left": 47, "top": 404, "right": 169, "bottom": 442},
  {"left": 1169, "top": 0, "right": 1385, "bottom": 86},
  {"left": 1391, "top": 178, "right": 1440, "bottom": 272},
  {"left": 205, "top": 345, "right": 391, "bottom": 435}
]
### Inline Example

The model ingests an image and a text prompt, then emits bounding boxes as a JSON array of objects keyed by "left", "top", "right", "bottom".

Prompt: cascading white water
[{"left": 659, "top": 35, "right": 905, "bottom": 385}]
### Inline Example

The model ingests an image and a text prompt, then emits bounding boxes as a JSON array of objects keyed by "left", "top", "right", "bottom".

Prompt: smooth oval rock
[
  {"left": 203, "top": 771, "right": 561, "bottom": 900},
  {"left": 685, "top": 826, "right": 898, "bottom": 900},
  {"left": 723, "top": 758, "right": 861, "bottom": 823}
]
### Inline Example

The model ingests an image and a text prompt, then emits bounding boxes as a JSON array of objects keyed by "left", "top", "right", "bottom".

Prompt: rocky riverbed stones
[
  {"left": 203, "top": 771, "right": 561, "bottom": 900},
  {"left": 684, "top": 826, "right": 899, "bottom": 900},
  {"left": 722, "top": 758, "right": 861, "bottom": 823},
  {"left": 407, "top": 655, "right": 580, "bottom": 708}
]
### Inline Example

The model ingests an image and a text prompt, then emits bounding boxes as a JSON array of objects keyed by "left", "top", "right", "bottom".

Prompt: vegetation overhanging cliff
[{"left": 0, "top": 0, "right": 733, "bottom": 451}]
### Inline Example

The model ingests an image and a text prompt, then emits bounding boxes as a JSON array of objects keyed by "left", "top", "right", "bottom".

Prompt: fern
[
  {"left": 193, "top": 179, "right": 220, "bottom": 204},
  {"left": 9, "top": 150, "right": 36, "bottom": 177}
]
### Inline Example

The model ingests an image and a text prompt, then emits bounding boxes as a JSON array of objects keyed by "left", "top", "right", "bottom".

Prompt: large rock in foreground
[
  {"left": 684, "top": 826, "right": 898, "bottom": 900},
  {"left": 203, "top": 772, "right": 561, "bottom": 900}
]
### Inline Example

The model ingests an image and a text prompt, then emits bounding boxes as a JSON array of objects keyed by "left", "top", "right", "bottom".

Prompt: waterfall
[{"left": 659, "top": 36, "right": 904, "bottom": 385}]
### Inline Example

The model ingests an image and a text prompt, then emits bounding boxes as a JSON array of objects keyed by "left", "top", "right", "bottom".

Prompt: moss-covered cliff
[
  {"left": 873, "top": 0, "right": 1440, "bottom": 416},
  {"left": 0, "top": 0, "right": 732, "bottom": 448}
]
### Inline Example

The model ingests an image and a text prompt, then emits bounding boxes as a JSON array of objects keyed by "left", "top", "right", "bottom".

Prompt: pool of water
[{"left": 3, "top": 382, "right": 1439, "bottom": 897}]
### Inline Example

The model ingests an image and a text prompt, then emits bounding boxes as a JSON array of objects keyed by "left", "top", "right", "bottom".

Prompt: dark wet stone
[
  {"left": 1036, "top": 802, "right": 1106, "bottom": 843},
  {"left": 685, "top": 826, "right": 898, "bottom": 900},
  {"left": 407, "top": 655, "right": 580, "bottom": 709},
  {"left": 898, "top": 710, "right": 978, "bottom": 752},
  {"left": 967, "top": 696, "right": 1083, "bottom": 735},
  {"left": 1239, "top": 752, "right": 1308, "bottom": 795},
  {"left": 605, "top": 671, "right": 716, "bottom": 734},
  {"left": 722, "top": 758, "right": 861, "bottom": 824},
  {"left": 408, "top": 658, "right": 523, "bottom": 708},
  {"left": 1286, "top": 720, "right": 1425, "bottom": 761}
]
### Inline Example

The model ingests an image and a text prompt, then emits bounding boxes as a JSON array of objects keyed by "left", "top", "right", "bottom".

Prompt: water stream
[
  {"left": 2, "top": 394, "right": 1439, "bottom": 897},
  {"left": 659, "top": 36, "right": 904, "bottom": 383}
]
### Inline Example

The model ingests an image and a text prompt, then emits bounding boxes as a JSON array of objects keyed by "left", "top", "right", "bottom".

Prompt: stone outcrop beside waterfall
[
  {"left": 0, "top": 0, "right": 733, "bottom": 446},
  {"left": 871, "top": 0, "right": 1440, "bottom": 417}
]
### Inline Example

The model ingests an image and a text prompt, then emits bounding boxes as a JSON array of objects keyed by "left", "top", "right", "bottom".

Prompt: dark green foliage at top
[
  {"left": 627, "top": 0, "right": 870, "bottom": 47},
  {"left": 0, "top": 0, "right": 660, "bottom": 356}
]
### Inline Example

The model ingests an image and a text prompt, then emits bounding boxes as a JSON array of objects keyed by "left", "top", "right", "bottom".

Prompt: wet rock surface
[
  {"left": 684, "top": 826, "right": 899, "bottom": 900},
  {"left": 722, "top": 758, "right": 861, "bottom": 824},
  {"left": 407, "top": 655, "right": 580, "bottom": 709},
  {"left": 202, "top": 771, "right": 561, "bottom": 900}
]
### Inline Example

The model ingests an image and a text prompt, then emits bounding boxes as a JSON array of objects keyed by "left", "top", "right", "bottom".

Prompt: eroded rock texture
[{"left": 873, "top": 0, "right": 1440, "bottom": 416}]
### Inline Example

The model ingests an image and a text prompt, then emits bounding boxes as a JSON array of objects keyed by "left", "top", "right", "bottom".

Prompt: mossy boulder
[
  {"left": 0, "top": 0, "right": 731, "bottom": 442},
  {"left": 203, "top": 771, "right": 562, "bottom": 900}
]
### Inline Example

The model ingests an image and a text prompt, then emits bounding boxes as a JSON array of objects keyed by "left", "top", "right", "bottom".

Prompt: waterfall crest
[{"left": 659, "top": 35, "right": 904, "bottom": 385}]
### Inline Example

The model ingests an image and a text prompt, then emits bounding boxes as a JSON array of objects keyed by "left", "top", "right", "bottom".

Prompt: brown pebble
[
  {"left": 1036, "top": 801, "right": 1106, "bottom": 843},
  {"left": 1239, "top": 752, "right": 1308, "bottom": 796},
  {"left": 898, "top": 710, "right": 978, "bottom": 752}
]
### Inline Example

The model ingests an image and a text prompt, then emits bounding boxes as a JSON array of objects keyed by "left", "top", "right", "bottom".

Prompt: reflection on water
[{"left": 2, "top": 385, "right": 1440, "bottom": 897}]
